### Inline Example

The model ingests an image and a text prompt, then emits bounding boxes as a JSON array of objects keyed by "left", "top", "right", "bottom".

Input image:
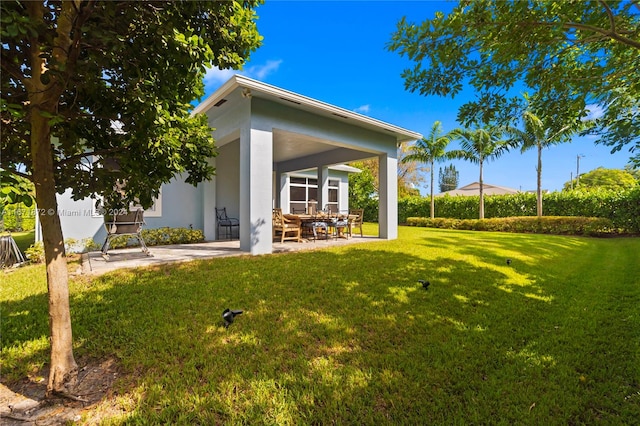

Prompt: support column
[
  {"left": 240, "top": 127, "right": 273, "bottom": 255},
  {"left": 203, "top": 156, "right": 217, "bottom": 240},
  {"left": 378, "top": 153, "right": 398, "bottom": 239},
  {"left": 318, "top": 165, "right": 329, "bottom": 212},
  {"left": 278, "top": 172, "right": 289, "bottom": 213}
]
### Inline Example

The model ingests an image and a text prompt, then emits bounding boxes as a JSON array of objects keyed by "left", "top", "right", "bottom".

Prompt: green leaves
[
  {"left": 388, "top": 0, "right": 640, "bottom": 157},
  {"left": 0, "top": 171, "right": 34, "bottom": 207},
  {"left": 1, "top": 1, "right": 262, "bottom": 207}
]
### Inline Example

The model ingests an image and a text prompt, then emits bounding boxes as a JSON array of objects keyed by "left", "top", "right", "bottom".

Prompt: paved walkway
[{"left": 82, "top": 235, "right": 378, "bottom": 276}]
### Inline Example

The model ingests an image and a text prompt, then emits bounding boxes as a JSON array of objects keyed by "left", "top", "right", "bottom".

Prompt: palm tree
[
  {"left": 506, "top": 110, "right": 577, "bottom": 217},
  {"left": 448, "top": 126, "right": 510, "bottom": 219},
  {"left": 401, "top": 121, "right": 453, "bottom": 219}
]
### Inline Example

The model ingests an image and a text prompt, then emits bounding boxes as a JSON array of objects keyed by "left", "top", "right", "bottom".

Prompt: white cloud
[
  {"left": 354, "top": 104, "right": 370, "bottom": 114},
  {"left": 246, "top": 59, "right": 283, "bottom": 80},
  {"left": 585, "top": 103, "right": 605, "bottom": 120},
  {"left": 203, "top": 66, "right": 237, "bottom": 86},
  {"left": 203, "top": 59, "right": 283, "bottom": 89}
]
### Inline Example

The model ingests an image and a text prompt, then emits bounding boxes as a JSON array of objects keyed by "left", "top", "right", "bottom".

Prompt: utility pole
[
  {"left": 570, "top": 172, "right": 573, "bottom": 190},
  {"left": 576, "top": 155, "right": 585, "bottom": 187}
]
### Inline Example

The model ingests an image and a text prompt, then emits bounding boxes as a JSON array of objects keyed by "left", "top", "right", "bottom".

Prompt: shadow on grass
[{"left": 2, "top": 231, "right": 638, "bottom": 424}]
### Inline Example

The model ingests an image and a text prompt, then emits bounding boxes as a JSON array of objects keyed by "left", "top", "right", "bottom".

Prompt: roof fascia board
[
  {"left": 191, "top": 76, "right": 240, "bottom": 115},
  {"left": 193, "top": 74, "right": 422, "bottom": 143}
]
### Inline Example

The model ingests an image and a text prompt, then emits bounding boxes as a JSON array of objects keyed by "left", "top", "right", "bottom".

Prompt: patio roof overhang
[{"left": 193, "top": 74, "right": 423, "bottom": 145}]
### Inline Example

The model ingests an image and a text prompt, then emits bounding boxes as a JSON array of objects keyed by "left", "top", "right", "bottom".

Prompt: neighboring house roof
[
  {"left": 435, "top": 182, "right": 520, "bottom": 196},
  {"left": 193, "top": 75, "right": 422, "bottom": 144}
]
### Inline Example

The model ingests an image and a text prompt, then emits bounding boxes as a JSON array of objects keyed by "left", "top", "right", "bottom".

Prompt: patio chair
[
  {"left": 302, "top": 220, "right": 329, "bottom": 241},
  {"left": 101, "top": 208, "right": 151, "bottom": 261},
  {"left": 273, "top": 208, "right": 302, "bottom": 243},
  {"left": 215, "top": 207, "right": 239, "bottom": 240},
  {"left": 329, "top": 216, "right": 350, "bottom": 240},
  {"left": 349, "top": 209, "right": 364, "bottom": 237}
]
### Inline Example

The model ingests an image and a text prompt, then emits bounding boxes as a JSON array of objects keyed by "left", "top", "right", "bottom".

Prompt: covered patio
[
  {"left": 194, "top": 75, "right": 421, "bottom": 255},
  {"left": 81, "top": 235, "right": 379, "bottom": 276}
]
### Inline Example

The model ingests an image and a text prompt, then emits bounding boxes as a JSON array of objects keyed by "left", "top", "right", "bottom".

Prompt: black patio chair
[{"left": 215, "top": 207, "right": 239, "bottom": 240}]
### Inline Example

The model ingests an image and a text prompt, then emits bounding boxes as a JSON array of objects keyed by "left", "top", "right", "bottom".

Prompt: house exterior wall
[
  {"left": 215, "top": 140, "right": 241, "bottom": 221},
  {"left": 54, "top": 189, "right": 105, "bottom": 244},
  {"left": 144, "top": 176, "right": 203, "bottom": 231},
  {"left": 39, "top": 175, "right": 202, "bottom": 249}
]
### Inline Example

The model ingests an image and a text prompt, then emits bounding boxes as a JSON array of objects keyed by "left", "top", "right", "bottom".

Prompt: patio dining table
[{"left": 285, "top": 213, "right": 358, "bottom": 240}]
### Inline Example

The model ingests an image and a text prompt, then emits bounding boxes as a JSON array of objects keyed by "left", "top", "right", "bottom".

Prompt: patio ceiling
[{"left": 272, "top": 128, "right": 375, "bottom": 164}]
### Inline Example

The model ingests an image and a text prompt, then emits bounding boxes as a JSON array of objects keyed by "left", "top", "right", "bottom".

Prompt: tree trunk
[
  {"left": 26, "top": 0, "right": 78, "bottom": 395},
  {"left": 430, "top": 159, "right": 435, "bottom": 219},
  {"left": 32, "top": 109, "right": 78, "bottom": 395},
  {"left": 478, "top": 160, "right": 484, "bottom": 219},
  {"left": 537, "top": 143, "right": 543, "bottom": 217}
]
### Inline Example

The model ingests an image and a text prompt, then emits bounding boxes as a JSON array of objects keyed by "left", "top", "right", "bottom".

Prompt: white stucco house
[{"left": 44, "top": 75, "right": 422, "bottom": 255}]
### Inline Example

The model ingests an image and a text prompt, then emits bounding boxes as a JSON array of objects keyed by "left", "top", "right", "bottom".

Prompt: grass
[
  {"left": 2, "top": 227, "right": 639, "bottom": 424},
  {"left": 1, "top": 229, "right": 35, "bottom": 254}
]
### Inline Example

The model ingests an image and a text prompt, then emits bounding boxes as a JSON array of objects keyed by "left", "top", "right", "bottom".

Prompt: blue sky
[{"left": 202, "top": 0, "right": 633, "bottom": 194}]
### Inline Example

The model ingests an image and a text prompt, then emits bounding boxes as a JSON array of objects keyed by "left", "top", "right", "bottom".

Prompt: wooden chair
[
  {"left": 349, "top": 209, "right": 364, "bottom": 237},
  {"left": 272, "top": 208, "right": 302, "bottom": 243}
]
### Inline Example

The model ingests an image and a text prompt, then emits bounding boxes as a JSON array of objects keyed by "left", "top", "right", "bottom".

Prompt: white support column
[
  {"left": 203, "top": 156, "right": 217, "bottom": 240},
  {"left": 318, "top": 165, "right": 329, "bottom": 212},
  {"left": 378, "top": 153, "right": 398, "bottom": 240},
  {"left": 240, "top": 127, "right": 273, "bottom": 255},
  {"left": 278, "top": 173, "right": 289, "bottom": 213}
]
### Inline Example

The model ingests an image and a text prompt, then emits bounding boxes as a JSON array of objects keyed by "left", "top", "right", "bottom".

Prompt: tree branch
[
  {"left": 1, "top": 168, "right": 33, "bottom": 181},
  {"left": 55, "top": 147, "right": 124, "bottom": 167},
  {"left": 561, "top": 21, "right": 640, "bottom": 49},
  {"left": 598, "top": 0, "right": 617, "bottom": 35},
  {"left": 0, "top": 52, "right": 28, "bottom": 85},
  {"left": 473, "top": 19, "right": 640, "bottom": 50}
]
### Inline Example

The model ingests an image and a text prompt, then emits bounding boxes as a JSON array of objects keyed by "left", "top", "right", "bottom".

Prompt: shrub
[
  {"left": 25, "top": 241, "right": 45, "bottom": 263},
  {"left": 25, "top": 228, "right": 205, "bottom": 262},
  {"left": 406, "top": 216, "right": 618, "bottom": 237},
  {"left": 107, "top": 227, "right": 205, "bottom": 249},
  {"left": 1, "top": 203, "right": 36, "bottom": 232},
  {"left": 398, "top": 188, "right": 640, "bottom": 233}
]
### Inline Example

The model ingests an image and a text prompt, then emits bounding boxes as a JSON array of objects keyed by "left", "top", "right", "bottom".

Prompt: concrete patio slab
[{"left": 82, "top": 235, "right": 378, "bottom": 276}]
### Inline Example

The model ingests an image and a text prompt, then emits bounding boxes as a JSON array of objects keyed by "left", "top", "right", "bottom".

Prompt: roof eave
[{"left": 192, "top": 75, "right": 422, "bottom": 143}]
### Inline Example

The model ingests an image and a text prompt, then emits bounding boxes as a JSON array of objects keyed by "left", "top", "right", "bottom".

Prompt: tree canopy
[
  {"left": 388, "top": 0, "right": 640, "bottom": 163},
  {"left": 506, "top": 99, "right": 581, "bottom": 216},
  {"left": 0, "top": 0, "right": 262, "bottom": 394},
  {"left": 2, "top": 0, "right": 262, "bottom": 208},
  {"left": 563, "top": 167, "right": 638, "bottom": 191},
  {"left": 401, "top": 121, "right": 453, "bottom": 218},
  {"left": 439, "top": 164, "right": 459, "bottom": 193},
  {"left": 448, "top": 126, "right": 510, "bottom": 219}
]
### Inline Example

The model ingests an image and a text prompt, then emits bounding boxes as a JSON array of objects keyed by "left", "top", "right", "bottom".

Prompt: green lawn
[
  {"left": 2, "top": 227, "right": 639, "bottom": 424},
  {"left": 1, "top": 229, "right": 35, "bottom": 254}
]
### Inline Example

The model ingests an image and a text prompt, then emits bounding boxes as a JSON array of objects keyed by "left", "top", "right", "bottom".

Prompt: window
[{"left": 289, "top": 176, "right": 338, "bottom": 213}]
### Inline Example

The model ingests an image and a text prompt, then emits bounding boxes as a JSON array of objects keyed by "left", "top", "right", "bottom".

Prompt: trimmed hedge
[
  {"left": 406, "top": 216, "right": 619, "bottom": 237},
  {"left": 1, "top": 203, "right": 36, "bottom": 232},
  {"left": 398, "top": 187, "right": 640, "bottom": 233},
  {"left": 107, "top": 227, "right": 205, "bottom": 249}
]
